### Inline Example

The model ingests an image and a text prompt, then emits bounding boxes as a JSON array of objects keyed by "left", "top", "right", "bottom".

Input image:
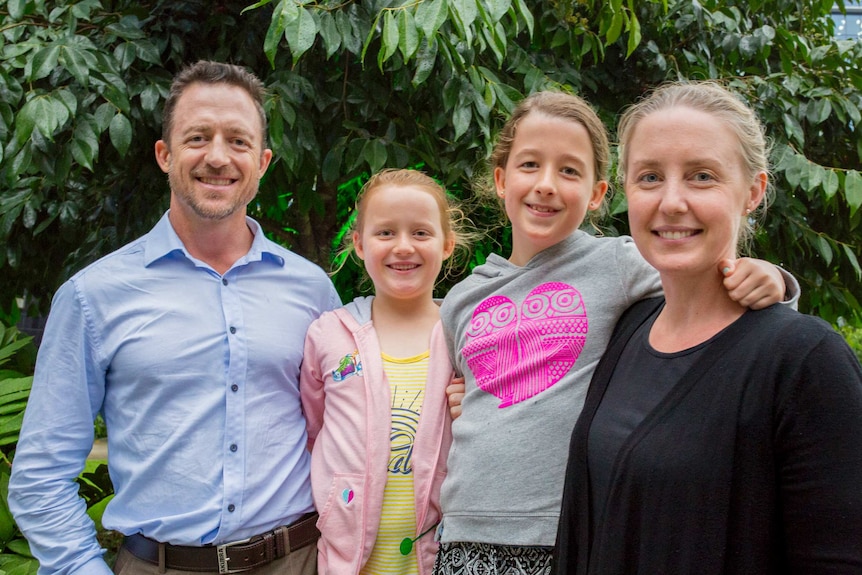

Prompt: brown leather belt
[{"left": 122, "top": 512, "right": 319, "bottom": 574}]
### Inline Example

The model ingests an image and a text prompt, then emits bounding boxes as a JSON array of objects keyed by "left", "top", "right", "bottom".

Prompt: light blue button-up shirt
[{"left": 8, "top": 213, "right": 340, "bottom": 575}]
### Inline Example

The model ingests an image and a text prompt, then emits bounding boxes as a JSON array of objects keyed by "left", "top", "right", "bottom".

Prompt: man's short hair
[{"left": 161, "top": 60, "right": 268, "bottom": 147}]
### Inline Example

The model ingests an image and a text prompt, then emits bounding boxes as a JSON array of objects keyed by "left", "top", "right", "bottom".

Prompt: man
[{"left": 8, "top": 61, "right": 339, "bottom": 575}]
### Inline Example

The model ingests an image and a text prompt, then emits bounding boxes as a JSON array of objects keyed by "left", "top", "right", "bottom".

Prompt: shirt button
[
  {"left": 231, "top": 384, "right": 239, "bottom": 392},
  {"left": 228, "top": 504, "right": 235, "bottom": 512},
  {"left": 230, "top": 444, "right": 238, "bottom": 452},
  {"left": 222, "top": 278, "right": 228, "bottom": 286},
  {"left": 229, "top": 326, "right": 236, "bottom": 334}
]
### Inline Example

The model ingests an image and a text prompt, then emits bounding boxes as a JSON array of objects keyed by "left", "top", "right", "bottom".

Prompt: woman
[{"left": 554, "top": 81, "right": 862, "bottom": 574}]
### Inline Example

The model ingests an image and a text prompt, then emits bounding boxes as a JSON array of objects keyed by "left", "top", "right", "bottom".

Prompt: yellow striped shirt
[{"left": 360, "top": 351, "right": 429, "bottom": 575}]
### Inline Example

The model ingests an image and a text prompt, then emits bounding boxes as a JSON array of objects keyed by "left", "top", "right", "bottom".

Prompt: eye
[
  {"left": 693, "top": 172, "right": 713, "bottom": 182},
  {"left": 232, "top": 138, "right": 248, "bottom": 147},
  {"left": 519, "top": 161, "right": 539, "bottom": 170},
  {"left": 561, "top": 166, "right": 580, "bottom": 177},
  {"left": 638, "top": 173, "right": 660, "bottom": 184},
  {"left": 414, "top": 230, "right": 431, "bottom": 238},
  {"left": 376, "top": 229, "right": 394, "bottom": 237}
]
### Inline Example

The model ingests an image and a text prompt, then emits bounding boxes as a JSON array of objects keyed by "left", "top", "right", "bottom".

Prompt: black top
[
  {"left": 554, "top": 298, "right": 862, "bottom": 574},
  {"left": 587, "top": 306, "right": 707, "bottom": 546}
]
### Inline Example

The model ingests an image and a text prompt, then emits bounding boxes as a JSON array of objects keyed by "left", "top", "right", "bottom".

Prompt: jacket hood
[{"left": 342, "top": 295, "right": 374, "bottom": 325}]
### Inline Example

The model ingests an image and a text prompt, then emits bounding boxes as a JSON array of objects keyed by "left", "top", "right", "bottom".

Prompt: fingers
[
  {"left": 722, "top": 257, "right": 785, "bottom": 309},
  {"left": 726, "top": 283, "right": 780, "bottom": 309},
  {"left": 718, "top": 258, "right": 735, "bottom": 278},
  {"left": 446, "top": 381, "right": 465, "bottom": 420}
]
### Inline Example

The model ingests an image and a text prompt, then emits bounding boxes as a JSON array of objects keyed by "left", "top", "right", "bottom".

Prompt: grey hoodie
[{"left": 438, "top": 231, "right": 662, "bottom": 546}]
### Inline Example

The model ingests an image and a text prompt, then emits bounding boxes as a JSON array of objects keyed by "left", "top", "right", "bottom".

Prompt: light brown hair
[
  {"left": 162, "top": 60, "right": 267, "bottom": 148},
  {"left": 617, "top": 80, "right": 771, "bottom": 249}
]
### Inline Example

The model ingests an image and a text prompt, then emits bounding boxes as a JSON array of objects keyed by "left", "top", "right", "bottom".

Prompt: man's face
[{"left": 155, "top": 82, "right": 272, "bottom": 225}]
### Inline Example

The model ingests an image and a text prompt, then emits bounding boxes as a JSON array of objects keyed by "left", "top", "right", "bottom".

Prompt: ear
[
  {"left": 155, "top": 140, "right": 171, "bottom": 173},
  {"left": 493, "top": 166, "right": 506, "bottom": 198},
  {"left": 588, "top": 179, "right": 610, "bottom": 210},
  {"left": 353, "top": 231, "right": 365, "bottom": 261},
  {"left": 442, "top": 234, "right": 456, "bottom": 261},
  {"left": 259, "top": 148, "right": 273, "bottom": 176},
  {"left": 746, "top": 171, "right": 768, "bottom": 213}
]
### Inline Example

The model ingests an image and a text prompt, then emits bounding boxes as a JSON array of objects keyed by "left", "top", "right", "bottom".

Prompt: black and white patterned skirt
[{"left": 432, "top": 542, "right": 552, "bottom": 575}]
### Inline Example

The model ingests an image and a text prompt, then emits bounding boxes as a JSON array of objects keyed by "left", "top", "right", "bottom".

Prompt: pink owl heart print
[{"left": 462, "top": 282, "right": 588, "bottom": 407}]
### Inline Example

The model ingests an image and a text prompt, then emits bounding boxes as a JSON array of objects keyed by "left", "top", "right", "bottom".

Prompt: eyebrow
[
  {"left": 629, "top": 156, "right": 724, "bottom": 170},
  {"left": 179, "top": 124, "right": 256, "bottom": 140},
  {"left": 513, "top": 147, "right": 590, "bottom": 169}
]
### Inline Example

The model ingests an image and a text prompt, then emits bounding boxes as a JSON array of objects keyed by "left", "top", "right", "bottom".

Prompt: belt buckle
[{"left": 216, "top": 536, "right": 253, "bottom": 575}]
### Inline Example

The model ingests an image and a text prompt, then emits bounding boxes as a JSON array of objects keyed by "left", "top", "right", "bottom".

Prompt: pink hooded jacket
[{"left": 300, "top": 297, "right": 453, "bottom": 575}]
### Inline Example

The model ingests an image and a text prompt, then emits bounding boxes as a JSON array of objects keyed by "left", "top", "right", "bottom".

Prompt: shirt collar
[{"left": 144, "top": 211, "right": 285, "bottom": 268}]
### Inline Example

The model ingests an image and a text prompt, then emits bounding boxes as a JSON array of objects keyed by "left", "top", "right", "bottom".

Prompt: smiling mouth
[
  {"left": 655, "top": 230, "right": 699, "bottom": 240},
  {"left": 528, "top": 204, "right": 558, "bottom": 213},
  {"left": 389, "top": 263, "right": 419, "bottom": 271},
  {"left": 198, "top": 176, "right": 236, "bottom": 186}
]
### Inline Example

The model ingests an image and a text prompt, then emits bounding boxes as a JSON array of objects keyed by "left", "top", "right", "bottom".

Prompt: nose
[
  {"left": 205, "top": 136, "right": 231, "bottom": 168},
  {"left": 659, "top": 178, "right": 687, "bottom": 214},
  {"left": 533, "top": 166, "right": 557, "bottom": 195},
  {"left": 393, "top": 233, "right": 415, "bottom": 254}
]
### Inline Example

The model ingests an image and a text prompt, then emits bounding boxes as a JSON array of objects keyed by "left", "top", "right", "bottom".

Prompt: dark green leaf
[
  {"left": 782, "top": 113, "right": 804, "bottom": 146},
  {"left": 284, "top": 7, "right": 318, "bottom": 66},
  {"left": 109, "top": 113, "right": 132, "bottom": 157},
  {"left": 412, "top": 41, "right": 438, "bottom": 86},
  {"left": 451, "top": 0, "right": 479, "bottom": 29},
  {"left": 843, "top": 244, "right": 862, "bottom": 280},
  {"left": 322, "top": 145, "right": 343, "bottom": 184},
  {"left": 486, "top": 0, "right": 510, "bottom": 22},
  {"left": 362, "top": 139, "right": 387, "bottom": 173},
  {"left": 846, "top": 170, "right": 862, "bottom": 215},
  {"left": 822, "top": 168, "right": 839, "bottom": 198},
  {"left": 264, "top": 0, "right": 292, "bottom": 67},
  {"left": 452, "top": 102, "right": 472, "bottom": 139},
  {"left": 8, "top": 0, "right": 26, "bottom": 20},
  {"left": 71, "top": 121, "right": 99, "bottom": 171},
  {"left": 17, "top": 97, "right": 58, "bottom": 144},
  {"left": 60, "top": 45, "right": 97, "bottom": 86},
  {"left": 626, "top": 12, "right": 642, "bottom": 57},
  {"left": 94, "top": 103, "right": 115, "bottom": 132},
  {"left": 398, "top": 10, "right": 420, "bottom": 62},
  {"left": 605, "top": 11, "right": 624, "bottom": 46},
  {"left": 134, "top": 40, "right": 162, "bottom": 65},
  {"left": 417, "top": 0, "right": 448, "bottom": 40},
  {"left": 379, "top": 10, "right": 399, "bottom": 69},
  {"left": 318, "top": 11, "right": 342, "bottom": 58}
]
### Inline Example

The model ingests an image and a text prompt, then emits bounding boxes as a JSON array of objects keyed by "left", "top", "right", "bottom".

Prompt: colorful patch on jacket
[
  {"left": 462, "top": 282, "right": 588, "bottom": 407},
  {"left": 332, "top": 351, "right": 363, "bottom": 382},
  {"left": 342, "top": 488, "right": 354, "bottom": 504}
]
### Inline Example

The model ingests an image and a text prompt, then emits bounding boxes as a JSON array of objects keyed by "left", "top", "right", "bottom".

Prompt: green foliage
[
  {"left": 245, "top": 0, "right": 862, "bottom": 323},
  {"left": 0, "top": 325, "right": 35, "bottom": 464},
  {"left": 0, "top": 0, "right": 861, "bottom": 322},
  {"left": 839, "top": 323, "right": 862, "bottom": 362},
  {"left": 0, "top": 323, "right": 37, "bottom": 571}
]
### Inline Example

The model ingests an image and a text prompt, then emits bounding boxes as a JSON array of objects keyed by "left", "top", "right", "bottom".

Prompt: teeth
[
  {"left": 200, "top": 177, "right": 233, "bottom": 185},
  {"left": 530, "top": 204, "right": 556, "bottom": 213},
  {"left": 657, "top": 230, "right": 695, "bottom": 240},
  {"left": 390, "top": 264, "right": 418, "bottom": 270}
]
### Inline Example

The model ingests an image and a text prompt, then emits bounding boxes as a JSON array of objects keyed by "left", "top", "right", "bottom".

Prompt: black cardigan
[{"left": 554, "top": 298, "right": 862, "bottom": 574}]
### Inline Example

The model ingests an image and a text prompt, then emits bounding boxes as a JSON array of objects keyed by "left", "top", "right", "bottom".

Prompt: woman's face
[{"left": 623, "top": 106, "right": 767, "bottom": 278}]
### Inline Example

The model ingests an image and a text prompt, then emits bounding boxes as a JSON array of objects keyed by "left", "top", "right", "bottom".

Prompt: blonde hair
[
  {"left": 474, "top": 90, "right": 611, "bottom": 226},
  {"left": 617, "top": 80, "right": 771, "bottom": 250},
  {"left": 338, "top": 169, "right": 474, "bottom": 285}
]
